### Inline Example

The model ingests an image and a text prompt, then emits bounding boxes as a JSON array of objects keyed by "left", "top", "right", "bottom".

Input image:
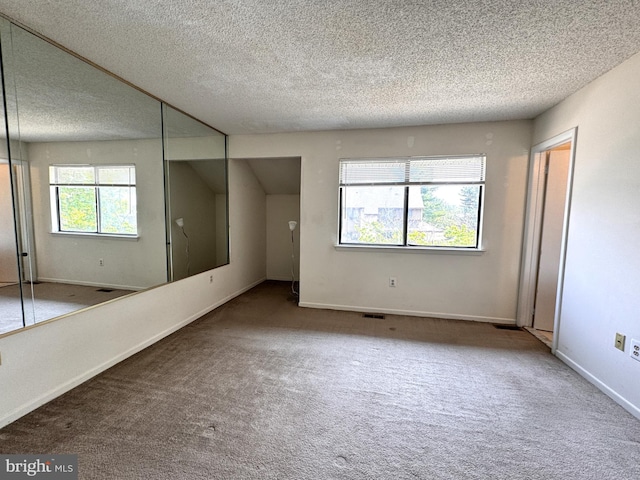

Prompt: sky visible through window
[
  {"left": 339, "top": 156, "right": 484, "bottom": 248},
  {"left": 50, "top": 165, "right": 137, "bottom": 235}
]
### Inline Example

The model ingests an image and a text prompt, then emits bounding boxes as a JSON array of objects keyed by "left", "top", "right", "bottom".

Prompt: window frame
[
  {"left": 49, "top": 164, "right": 138, "bottom": 237},
  {"left": 338, "top": 155, "right": 486, "bottom": 250}
]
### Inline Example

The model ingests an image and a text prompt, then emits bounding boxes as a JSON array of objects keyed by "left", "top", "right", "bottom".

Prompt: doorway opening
[{"left": 517, "top": 128, "right": 577, "bottom": 352}]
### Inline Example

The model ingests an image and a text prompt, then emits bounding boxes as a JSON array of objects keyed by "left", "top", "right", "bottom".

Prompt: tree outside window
[
  {"left": 50, "top": 165, "right": 137, "bottom": 235},
  {"left": 339, "top": 156, "right": 485, "bottom": 248}
]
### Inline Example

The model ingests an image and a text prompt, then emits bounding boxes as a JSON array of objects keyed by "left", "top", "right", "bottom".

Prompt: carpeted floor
[
  {"left": 0, "top": 282, "right": 134, "bottom": 334},
  {"left": 1, "top": 281, "right": 638, "bottom": 479}
]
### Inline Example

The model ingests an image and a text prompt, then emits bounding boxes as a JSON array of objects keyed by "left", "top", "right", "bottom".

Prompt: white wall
[
  {"left": 168, "top": 161, "right": 218, "bottom": 279},
  {"left": 164, "top": 131, "right": 226, "bottom": 162},
  {"left": 28, "top": 139, "right": 167, "bottom": 289},
  {"left": 1, "top": 140, "right": 28, "bottom": 284},
  {"left": 216, "top": 193, "right": 228, "bottom": 266},
  {"left": 0, "top": 162, "right": 19, "bottom": 283},
  {"left": 230, "top": 120, "right": 532, "bottom": 322},
  {"left": 533, "top": 51, "right": 640, "bottom": 418},
  {"left": 266, "top": 195, "right": 300, "bottom": 281},
  {"left": 0, "top": 158, "right": 267, "bottom": 427},
  {"left": 230, "top": 160, "right": 266, "bottom": 282}
]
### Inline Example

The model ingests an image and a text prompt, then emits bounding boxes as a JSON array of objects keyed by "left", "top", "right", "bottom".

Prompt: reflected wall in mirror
[
  {"left": 0, "top": 81, "right": 24, "bottom": 334},
  {"left": 0, "top": 18, "right": 167, "bottom": 334},
  {"left": 163, "top": 105, "right": 229, "bottom": 281},
  {"left": 0, "top": 16, "right": 229, "bottom": 336}
]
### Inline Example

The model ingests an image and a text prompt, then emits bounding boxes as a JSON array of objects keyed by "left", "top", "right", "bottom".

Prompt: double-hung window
[
  {"left": 49, "top": 165, "right": 137, "bottom": 236},
  {"left": 339, "top": 155, "right": 485, "bottom": 248}
]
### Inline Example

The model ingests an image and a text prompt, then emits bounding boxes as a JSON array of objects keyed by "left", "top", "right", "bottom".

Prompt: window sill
[
  {"left": 50, "top": 231, "right": 139, "bottom": 241},
  {"left": 334, "top": 244, "right": 485, "bottom": 255}
]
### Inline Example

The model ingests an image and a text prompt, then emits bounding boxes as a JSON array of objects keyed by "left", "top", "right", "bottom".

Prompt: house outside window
[
  {"left": 49, "top": 165, "right": 137, "bottom": 236},
  {"left": 338, "top": 155, "right": 485, "bottom": 248}
]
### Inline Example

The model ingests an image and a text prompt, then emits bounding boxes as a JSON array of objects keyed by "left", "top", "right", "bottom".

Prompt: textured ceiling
[
  {"left": 0, "top": 1, "right": 640, "bottom": 135},
  {"left": 3, "top": 23, "right": 162, "bottom": 142},
  {"left": 1, "top": 24, "right": 223, "bottom": 143}
]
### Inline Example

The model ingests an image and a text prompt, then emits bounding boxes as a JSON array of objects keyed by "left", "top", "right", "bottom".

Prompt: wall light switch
[{"left": 615, "top": 333, "right": 625, "bottom": 351}]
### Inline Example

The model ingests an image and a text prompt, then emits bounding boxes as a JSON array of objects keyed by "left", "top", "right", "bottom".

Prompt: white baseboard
[
  {"left": 0, "top": 278, "right": 265, "bottom": 429},
  {"left": 297, "top": 302, "right": 515, "bottom": 324},
  {"left": 556, "top": 350, "right": 640, "bottom": 420},
  {"left": 37, "top": 277, "right": 145, "bottom": 291}
]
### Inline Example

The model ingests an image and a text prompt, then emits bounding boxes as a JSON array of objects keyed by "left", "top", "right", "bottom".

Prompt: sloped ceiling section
[
  {"left": 0, "top": 1, "right": 640, "bottom": 135},
  {"left": 246, "top": 157, "right": 301, "bottom": 195}
]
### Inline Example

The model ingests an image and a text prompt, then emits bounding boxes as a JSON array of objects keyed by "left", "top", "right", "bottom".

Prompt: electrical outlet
[
  {"left": 630, "top": 339, "right": 640, "bottom": 363},
  {"left": 209, "top": 275, "right": 213, "bottom": 284},
  {"left": 389, "top": 277, "right": 397, "bottom": 287},
  {"left": 99, "top": 258, "right": 104, "bottom": 267},
  {"left": 615, "top": 333, "right": 625, "bottom": 351}
]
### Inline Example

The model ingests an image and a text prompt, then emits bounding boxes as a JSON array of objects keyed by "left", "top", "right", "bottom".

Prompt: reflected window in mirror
[
  {"left": 49, "top": 165, "right": 138, "bottom": 236},
  {"left": 0, "top": 16, "right": 228, "bottom": 336},
  {"left": 0, "top": 18, "right": 166, "bottom": 333}
]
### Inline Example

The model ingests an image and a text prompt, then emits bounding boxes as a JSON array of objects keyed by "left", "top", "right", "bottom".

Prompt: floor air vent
[
  {"left": 493, "top": 324, "right": 522, "bottom": 331},
  {"left": 363, "top": 313, "right": 385, "bottom": 319}
]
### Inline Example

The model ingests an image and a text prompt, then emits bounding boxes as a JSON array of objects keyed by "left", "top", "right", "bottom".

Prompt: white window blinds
[{"left": 339, "top": 155, "right": 485, "bottom": 186}]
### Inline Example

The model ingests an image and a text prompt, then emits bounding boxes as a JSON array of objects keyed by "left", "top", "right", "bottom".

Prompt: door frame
[
  {"left": 0, "top": 158, "right": 21, "bottom": 283},
  {"left": 516, "top": 127, "right": 577, "bottom": 353},
  {"left": 12, "top": 158, "right": 37, "bottom": 283}
]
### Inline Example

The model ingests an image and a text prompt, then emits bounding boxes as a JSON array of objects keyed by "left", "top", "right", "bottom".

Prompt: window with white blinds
[
  {"left": 339, "top": 156, "right": 485, "bottom": 185},
  {"left": 49, "top": 165, "right": 137, "bottom": 236},
  {"left": 338, "top": 155, "right": 485, "bottom": 248}
]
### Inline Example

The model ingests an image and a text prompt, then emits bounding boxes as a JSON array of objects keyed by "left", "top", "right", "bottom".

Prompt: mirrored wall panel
[
  {"left": 0, "top": 16, "right": 228, "bottom": 335},
  {"left": 163, "top": 105, "right": 229, "bottom": 281},
  {"left": 0, "top": 57, "right": 25, "bottom": 334}
]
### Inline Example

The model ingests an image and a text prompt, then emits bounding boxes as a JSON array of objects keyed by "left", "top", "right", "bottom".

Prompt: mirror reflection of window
[
  {"left": 50, "top": 165, "right": 138, "bottom": 236},
  {"left": 0, "top": 17, "right": 228, "bottom": 336}
]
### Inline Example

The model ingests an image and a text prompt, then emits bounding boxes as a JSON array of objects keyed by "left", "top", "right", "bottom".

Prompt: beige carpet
[
  {"left": 0, "top": 282, "right": 134, "bottom": 334},
  {"left": 1, "top": 281, "right": 638, "bottom": 479}
]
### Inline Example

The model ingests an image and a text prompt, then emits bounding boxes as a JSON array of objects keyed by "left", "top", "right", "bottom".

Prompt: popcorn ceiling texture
[{"left": 0, "top": 0, "right": 640, "bottom": 134}]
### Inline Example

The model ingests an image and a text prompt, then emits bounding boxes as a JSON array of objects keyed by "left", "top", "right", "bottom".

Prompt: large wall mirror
[
  {"left": 163, "top": 105, "right": 228, "bottom": 281},
  {"left": 0, "top": 17, "right": 228, "bottom": 335}
]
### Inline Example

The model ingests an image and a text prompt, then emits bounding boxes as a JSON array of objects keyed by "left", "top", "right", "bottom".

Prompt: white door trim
[{"left": 517, "top": 127, "right": 577, "bottom": 353}]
